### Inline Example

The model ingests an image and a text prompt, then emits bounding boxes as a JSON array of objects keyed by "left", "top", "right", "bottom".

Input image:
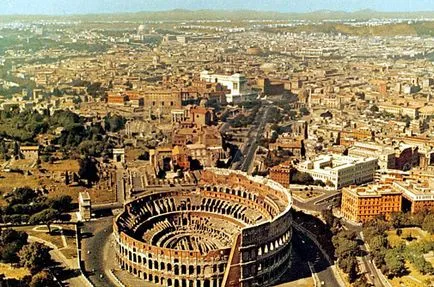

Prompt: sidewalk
[{"left": 29, "top": 235, "right": 91, "bottom": 287}]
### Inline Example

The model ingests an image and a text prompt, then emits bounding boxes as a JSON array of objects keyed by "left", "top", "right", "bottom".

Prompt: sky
[{"left": 0, "top": 0, "right": 433, "bottom": 15}]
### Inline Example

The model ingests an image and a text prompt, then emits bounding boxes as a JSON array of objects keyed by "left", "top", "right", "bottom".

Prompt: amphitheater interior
[{"left": 114, "top": 168, "right": 293, "bottom": 287}]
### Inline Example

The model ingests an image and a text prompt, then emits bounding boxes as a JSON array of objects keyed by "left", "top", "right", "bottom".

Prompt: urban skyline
[{"left": 2, "top": 1, "right": 434, "bottom": 287}]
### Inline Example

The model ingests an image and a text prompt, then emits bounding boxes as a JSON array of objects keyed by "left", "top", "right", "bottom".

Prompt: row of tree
[{"left": 1, "top": 187, "right": 73, "bottom": 232}]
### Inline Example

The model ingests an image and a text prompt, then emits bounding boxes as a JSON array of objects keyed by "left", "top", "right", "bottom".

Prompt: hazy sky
[{"left": 1, "top": 0, "right": 433, "bottom": 15}]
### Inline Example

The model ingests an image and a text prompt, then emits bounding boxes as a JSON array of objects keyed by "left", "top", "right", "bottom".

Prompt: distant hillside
[
  {"left": 262, "top": 22, "right": 434, "bottom": 37},
  {"left": 2, "top": 9, "right": 434, "bottom": 22}
]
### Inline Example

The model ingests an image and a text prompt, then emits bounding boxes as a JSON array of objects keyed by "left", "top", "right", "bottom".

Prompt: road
[
  {"left": 359, "top": 232, "right": 387, "bottom": 287},
  {"left": 292, "top": 190, "right": 341, "bottom": 212},
  {"left": 289, "top": 230, "right": 342, "bottom": 287},
  {"left": 231, "top": 105, "right": 270, "bottom": 173},
  {"left": 81, "top": 216, "right": 118, "bottom": 287}
]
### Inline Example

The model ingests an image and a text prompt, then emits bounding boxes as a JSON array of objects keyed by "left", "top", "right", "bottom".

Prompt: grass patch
[
  {"left": 387, "top": 227, "right": 434, "bottom": 287},
  {"left": 387, "top": 227, "right": 432, "bottom": 248},
  {"left": 0, "top": 263, "right": 30, "bottom": 279},
  {"left": 14, "top": 225, "right": 64, "bottom": 248},
  {"left": 0, "top": 172, "right": 40, "bottom": 205},
  {"left": 389, "top": 261, "right": 434, "bottom": 287},
  {"left": 14, "top": 225, "right": 78, "bottom": 259},
  {"left": 60, "top": 247, "right": 78, "bottom": 259}
]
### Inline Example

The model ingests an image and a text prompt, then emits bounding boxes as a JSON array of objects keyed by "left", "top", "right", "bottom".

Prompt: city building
[
  {"left": 200, "top": 70, "right": 255, "bottom": 103},
  {"left": 394, "top": 180, "right": 434, "bottom": 214},
  {"left": 298, "top": 155, "right": 378, "bottom": 189},
  {"left": 341, "top": 184, "right": 402, "bottom": 223},
  {"left": 142, "top": 90, "right": 182, "bottom": 116},
  {"left": 269, "top": 161, "right": 294, "bottom": 187},
  {"left": 348, "top": 142, "right": 395, "bottom": 170}
]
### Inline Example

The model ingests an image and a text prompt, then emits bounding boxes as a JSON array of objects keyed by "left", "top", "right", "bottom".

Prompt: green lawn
[
  {"left": 387, "top": 227, "right": 434, "bottom": 287},
  {"left": 387, "top": 227, "right": 432, "bottom": 248}
]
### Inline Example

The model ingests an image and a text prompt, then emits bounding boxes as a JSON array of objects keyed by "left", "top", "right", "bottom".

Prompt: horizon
[{"left": 1, "top": 0, "right": 434, "bottom": 16}]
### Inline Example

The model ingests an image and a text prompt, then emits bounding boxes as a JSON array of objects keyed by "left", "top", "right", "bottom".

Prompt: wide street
[
  {"left": 284, "top": 229, "right": 342, "bottom": 287},
  {"left": 231, "top": 104, "right": 271, "bottom": 172},
  {"left": 81, "top": 215, "right": 118, "bottom": 287}
]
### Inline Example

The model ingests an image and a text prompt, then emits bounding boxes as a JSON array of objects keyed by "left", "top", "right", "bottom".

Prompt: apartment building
[{"left": 341, "top": 184, "right": 402, "bottom": 223}]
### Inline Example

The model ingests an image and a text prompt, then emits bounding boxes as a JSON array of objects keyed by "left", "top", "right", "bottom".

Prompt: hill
[{"left": 2, "top": 9, "right": 434, "bottom": 22}]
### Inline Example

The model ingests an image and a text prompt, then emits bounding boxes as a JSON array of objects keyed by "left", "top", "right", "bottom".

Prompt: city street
[
  {"left": 281, "top": 230, "right": 342, "bottom": 287},
  {"left": 231, "top": 104, "right": 271, "bottom": 172},
  {"left": 81, "top": 216, "right": 118, "bottom": 287}
]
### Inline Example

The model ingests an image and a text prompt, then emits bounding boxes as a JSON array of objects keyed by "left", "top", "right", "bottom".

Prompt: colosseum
[{"left": 113, "top": 168, "right": 293, "bottom": 287}]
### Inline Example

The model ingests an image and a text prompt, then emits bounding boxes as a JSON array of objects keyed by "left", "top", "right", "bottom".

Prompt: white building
[
  {"left": 200, "top": 70, "right": 255, "bottom": 103},
  {"left": 298, "top": 155, "right": 378, "bottom": 189},
  {"left": 348, "top": 141, "right": 395, "bottom": 170}
]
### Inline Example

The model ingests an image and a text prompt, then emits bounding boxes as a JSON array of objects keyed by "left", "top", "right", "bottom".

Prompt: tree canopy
[{"left": 18, "top": 242, "right": 51, "bottom": 274}]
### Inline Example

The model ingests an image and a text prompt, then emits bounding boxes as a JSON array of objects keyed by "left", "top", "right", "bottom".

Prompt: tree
[
  {"left": 0, "top": 229, "right": 28, "bottom": 263},
  {"left": 48, "top": 195, "right": 73, "bottom": 213},
  {"left": 422, "top": 213, "right": 434, "bottom": 234},
  {"left": 334, "top": 237, "right": 358, "bottom": 259},
  {"left": 30, "top": 270, "right": 57, "bottom": 287},
  {"left": 29, "top": 209, "right": 60, "bottom": 233},
  {"left": 78, "top": 157, "right": 99, "bottom": 185},
  {"left": 339, "top": 256, "right": 358, "bottom": 282},
  {"left": 369, "top": 235, "right": 388, "bottom": 253},
  {"left": 104, "top": 114, "right": 126, "bottom": 132},
  {"left": 299, "top": 107, "right": 310, "bottom": 116},
  {"left": 370, "top": 105, "right": 379, "bottom": 113},
  {"left": 7, "top": 187, "right": 38, "bottom": 206},
  {"left": 322, "top": 209, "right": 335, "bottom": 227},
  {"left": 384, "top": 248, "right": 406, "bottom": 278},
  {"left": 18, "top": 242, "right": 51, "bottom": 274},
  {"left": 291, "top": 170, "right": 314, "bottom": 185},
  {"left": 390, "top": 212, "right": 408, "bottom": 228}
]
